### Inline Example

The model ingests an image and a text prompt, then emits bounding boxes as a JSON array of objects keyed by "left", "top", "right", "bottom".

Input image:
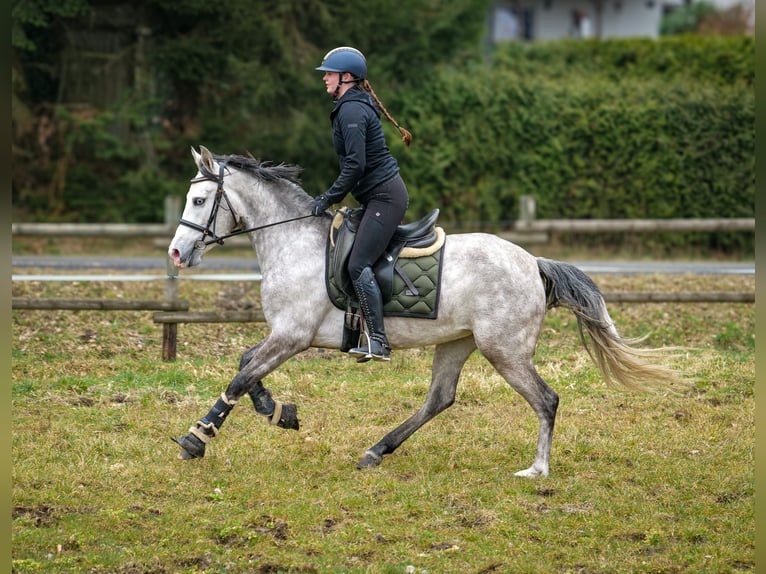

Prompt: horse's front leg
[
  {"left": 246, "top": 381, "right": 300, "bottom": 430},
  {"left": 173, "top": 334, "right": 307, "bottom": 460}
]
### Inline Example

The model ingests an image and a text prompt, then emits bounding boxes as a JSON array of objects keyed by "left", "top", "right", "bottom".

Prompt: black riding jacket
[{"left": 323, "top": 86, "right": 400, "bottom": 206}]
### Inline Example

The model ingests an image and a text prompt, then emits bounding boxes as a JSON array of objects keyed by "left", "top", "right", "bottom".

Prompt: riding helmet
[{"left": 315, "top": 47, "right": 367, "bottom": 80}]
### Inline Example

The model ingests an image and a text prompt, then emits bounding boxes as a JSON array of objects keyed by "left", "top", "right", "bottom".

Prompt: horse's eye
[{"left": 193, "top": 198, "right": 205, "bottom": 207}]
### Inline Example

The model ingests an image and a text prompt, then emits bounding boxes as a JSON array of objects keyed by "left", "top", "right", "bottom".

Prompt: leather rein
[{"left": 178, "top": 161, "right": 313, "bottom": 249}]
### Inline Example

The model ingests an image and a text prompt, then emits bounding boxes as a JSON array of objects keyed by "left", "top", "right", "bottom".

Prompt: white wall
[
  {"left": 491, "top": 0, "right": 753, "bottom": 42},
  {"left": 530, "top": 0, "right": 665, "bottom": 40},
  {"left": 601, "top": 0, "right": 666, "bottom": 38}
]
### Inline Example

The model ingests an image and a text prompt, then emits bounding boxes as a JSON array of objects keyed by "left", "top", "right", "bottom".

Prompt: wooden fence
[
  {"left": 11, "top": 214, "right": 756, "bottom": 245},
  {"left": 11, "top": 278, "right": 754, "bottom": 362},
  {"left": 12, "top": 211, "right": 755, "bottom": 360},
  {"left": 150, "top": 290, "right": 753, "bottom": 356}
]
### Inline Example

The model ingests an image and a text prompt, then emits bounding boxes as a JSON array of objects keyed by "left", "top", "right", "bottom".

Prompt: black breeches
[{"left": 348, "top": 175, "right": 409, "bottom": 281}]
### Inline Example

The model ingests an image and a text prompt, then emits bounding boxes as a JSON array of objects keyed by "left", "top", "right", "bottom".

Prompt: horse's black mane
[{"left": 212, "top": 153, "right": 303, "bottom": 186}]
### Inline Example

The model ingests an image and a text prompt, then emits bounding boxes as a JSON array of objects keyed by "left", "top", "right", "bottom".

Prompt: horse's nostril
[{"left": 169, "top": 248, "right": 184, "bottom": 267}]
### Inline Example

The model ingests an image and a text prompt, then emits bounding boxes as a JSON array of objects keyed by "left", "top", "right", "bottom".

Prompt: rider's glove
[{"left": 311, "top": 194, "right": 331, "bottom": 216}]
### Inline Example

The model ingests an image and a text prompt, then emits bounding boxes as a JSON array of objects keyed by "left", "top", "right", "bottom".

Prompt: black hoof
[
  {"left": 357, "top": 451, "right": 382, "bottom": 469},
  {"left": 276, "top": 403, "right": 300, "bottom": 431},
  {"left": 172, "top": 434, "right": 206, "bottom": 459}
]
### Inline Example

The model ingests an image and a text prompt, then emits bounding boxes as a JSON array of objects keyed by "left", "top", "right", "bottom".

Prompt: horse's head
[{"left": 168, "top": 146, "right": 240, "bottom": 268}]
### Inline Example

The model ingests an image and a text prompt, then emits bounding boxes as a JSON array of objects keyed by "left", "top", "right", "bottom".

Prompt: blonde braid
[{"left": 361, "top": 80, "right": 413, "bottom": 147}]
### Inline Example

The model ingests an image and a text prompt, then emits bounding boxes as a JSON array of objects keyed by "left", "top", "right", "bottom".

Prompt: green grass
[{"left": 12, "top": 271, "right": 754, "bottom": 573}]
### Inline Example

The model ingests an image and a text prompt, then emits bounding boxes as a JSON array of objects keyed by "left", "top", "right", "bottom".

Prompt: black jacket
[{"left": 324, "top": 87, "right": 400, "bottom": 206}]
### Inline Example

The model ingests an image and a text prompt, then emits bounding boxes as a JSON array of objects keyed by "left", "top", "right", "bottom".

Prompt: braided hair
[{"left": 360, "top": 79, "right": 413, "bottom": 147}]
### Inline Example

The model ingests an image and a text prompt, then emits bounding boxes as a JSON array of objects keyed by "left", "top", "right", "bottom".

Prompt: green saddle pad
[{"left": 325, "top": 216, "right": 445, "bottom": 320}]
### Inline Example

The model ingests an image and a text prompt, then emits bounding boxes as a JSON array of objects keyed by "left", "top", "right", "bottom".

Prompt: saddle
[{"left": 325, "top": 207, "right": 446, "bottom": 350}]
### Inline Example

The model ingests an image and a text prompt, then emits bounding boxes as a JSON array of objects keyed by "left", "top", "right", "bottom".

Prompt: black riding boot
[{"left": 349, "top": 266, "right": 391, "bottom": 362}]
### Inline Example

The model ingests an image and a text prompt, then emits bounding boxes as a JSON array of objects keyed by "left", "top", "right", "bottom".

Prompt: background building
[{"left": 488, "top": 0, "right": 754, "bottom": 40}]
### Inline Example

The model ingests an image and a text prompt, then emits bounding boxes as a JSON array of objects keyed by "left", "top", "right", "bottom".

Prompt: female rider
[{"left": 312, "top": 46, "right": 412, "bottom": 362}]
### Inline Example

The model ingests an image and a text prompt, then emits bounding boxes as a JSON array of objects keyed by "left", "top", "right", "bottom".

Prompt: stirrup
[{"left": 349, "top": 333, "right": 391, "bottom": 362}]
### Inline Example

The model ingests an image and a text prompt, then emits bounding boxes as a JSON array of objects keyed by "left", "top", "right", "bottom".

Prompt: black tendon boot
[
  {"left": 349, "top": 266, "right": 391, "bottom": 362},
  {"left": 248, "top": 381, "right": 300, "bottom": 430},
  {"left": 173, "top": 392, "right": 236, "bottom": 459}
]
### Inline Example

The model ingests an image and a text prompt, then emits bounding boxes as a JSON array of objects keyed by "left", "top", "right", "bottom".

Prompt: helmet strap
[{"left": 333, "top": 72, "right": 358, "bottom": 98}]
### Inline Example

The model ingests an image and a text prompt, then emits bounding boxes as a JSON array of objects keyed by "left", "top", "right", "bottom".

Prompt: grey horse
[{"left": 168, "top": 146, "right": 679, "bottom": 477}]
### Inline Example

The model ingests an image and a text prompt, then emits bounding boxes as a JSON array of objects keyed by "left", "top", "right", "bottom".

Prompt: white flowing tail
[{"left": 537, "top": 258, "right": 682, "bottom": 391}]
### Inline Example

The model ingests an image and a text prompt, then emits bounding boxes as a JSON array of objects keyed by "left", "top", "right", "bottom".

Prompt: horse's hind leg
[
  {"left": 357, "top": 336, "right": 477, "bottom": 469},
  {"left": 483, "top": 351, "right": 558, "bottom": 477}
]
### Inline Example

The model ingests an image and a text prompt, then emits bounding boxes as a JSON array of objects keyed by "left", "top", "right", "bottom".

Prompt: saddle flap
[{"left": 330, "top": 209, "right": 357, "bottom": 295}]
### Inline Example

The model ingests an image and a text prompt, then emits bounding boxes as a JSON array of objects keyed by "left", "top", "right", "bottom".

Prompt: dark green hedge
[
  {"left": 396, "top": 73, "right": 753, "bottom": 221},
  {"left": 489, "top": 34, "right": 754, "bottom": 86},
  {"left": 389, "top": 35, "right": 753, "bottom": 251}
]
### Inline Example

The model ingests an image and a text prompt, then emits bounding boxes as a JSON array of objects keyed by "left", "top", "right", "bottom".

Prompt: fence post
[
  {"left": 519, "top": 195, "right": 536, "bottom": 223},
  {"left": 162, "top": 256, "right": 179, "bottom": 361},
  {"left": 165, "top": 195, "right": 182, "bottom": 228}
]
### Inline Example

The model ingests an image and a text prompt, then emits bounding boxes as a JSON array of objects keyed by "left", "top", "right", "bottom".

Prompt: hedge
[{"left": 386, "top": 35, "right": 753, "bottom": 253}]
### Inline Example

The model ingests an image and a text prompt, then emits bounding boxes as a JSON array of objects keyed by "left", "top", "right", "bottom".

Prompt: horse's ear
[
  {"left": 199, "top": 145, "right": 217, "bottom": 174},
  {"left": 191, "top": 146, "right": 202, "bottom": 167}
]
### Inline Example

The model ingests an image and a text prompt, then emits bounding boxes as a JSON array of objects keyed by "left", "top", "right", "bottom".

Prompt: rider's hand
[{"left": 311, "top": 194, "right": 331, "bottom": 216}]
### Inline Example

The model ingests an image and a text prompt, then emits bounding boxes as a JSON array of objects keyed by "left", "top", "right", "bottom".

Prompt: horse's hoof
[
  {"left": 172, "top": 434, "right": 206, "bottom": 459},
  {"left": 356, "top": 451, "right": 382, "bottom": 469},
  {"left": 513, "top": 465, "right": 547, "bottom": 478},
  {"left": 276, "top": 403, "right": 300, "bottom": 431}
]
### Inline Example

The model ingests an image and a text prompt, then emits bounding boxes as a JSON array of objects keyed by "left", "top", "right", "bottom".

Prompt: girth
[{"left": 329, "top": 207, "right": 441, "bottom": 303}]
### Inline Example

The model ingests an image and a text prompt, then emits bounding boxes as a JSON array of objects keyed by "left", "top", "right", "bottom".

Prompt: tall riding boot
[{"left": 349, "top": 266, "right": 391, "bottom": 362}]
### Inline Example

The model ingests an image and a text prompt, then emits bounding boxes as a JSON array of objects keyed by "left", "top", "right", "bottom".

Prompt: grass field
[{"left": 11, "top": 250, "right": 754, "bottom": 573}]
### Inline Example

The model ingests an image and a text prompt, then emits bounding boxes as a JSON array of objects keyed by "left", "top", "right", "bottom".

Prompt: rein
[{"left": 179, "top": 161, "right": 313, "bottom": 249}]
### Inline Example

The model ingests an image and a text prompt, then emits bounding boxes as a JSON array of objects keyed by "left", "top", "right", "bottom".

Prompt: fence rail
[
  {"left": 505, "top": 218, "right": 755, "bottom": 233},
  {"left": 12, "top": 290, "right": 754, "bottom": 361},
  {"left": 152, "top": 310, "right": 266, "bottom": 323},
  {"left": 12, "top": 223, "right": 174, "bottom": 236},
  {"left": 12, "top": 298, "right": 189, "bottom": 311},
  {"left": 601, "top": 291, "right": 754, "bottom": 303},
  {"left": 12, "top": 217, "right": 755, "bottom": 238}
]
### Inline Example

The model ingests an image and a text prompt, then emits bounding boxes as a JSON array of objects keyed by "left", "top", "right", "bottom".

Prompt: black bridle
[{"left": 178, "top": 160, "right": 313, "bottom": 249}]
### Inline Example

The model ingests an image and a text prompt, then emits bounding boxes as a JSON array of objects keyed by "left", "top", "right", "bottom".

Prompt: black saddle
[{"left": 329, "top": 207, "right": 440, "bottom": 303}]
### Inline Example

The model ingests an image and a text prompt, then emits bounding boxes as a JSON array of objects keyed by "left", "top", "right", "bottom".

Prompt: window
[{"left": 491, "top": 3, "right": 535, "bottom": 41}]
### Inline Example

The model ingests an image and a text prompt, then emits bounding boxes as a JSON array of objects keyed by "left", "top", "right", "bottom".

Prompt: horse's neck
[
  {"left": 230, "top": 176, "right": 299, "bottom": 228},
  {"left": 233, "top": 177, "right": 323, "bottom": 269}
]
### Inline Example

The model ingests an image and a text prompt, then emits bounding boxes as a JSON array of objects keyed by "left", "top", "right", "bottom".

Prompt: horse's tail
[{"left": 536, "top": 257, "right": 682, "bottom": 392}]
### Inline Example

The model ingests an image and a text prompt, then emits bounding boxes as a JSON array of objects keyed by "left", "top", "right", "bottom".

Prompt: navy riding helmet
[{"left": 315, "top": 47, "right": 367, "bottom": 80}]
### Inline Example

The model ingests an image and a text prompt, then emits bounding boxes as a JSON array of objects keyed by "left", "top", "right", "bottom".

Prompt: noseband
[{"left": 178, "top": 160, "right": 314, "bottom": 249}]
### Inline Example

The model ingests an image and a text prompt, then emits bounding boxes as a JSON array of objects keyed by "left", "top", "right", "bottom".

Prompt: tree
[
  {"left": 660, "top": 1, "right": 718, "bottom": 35},
  {"left": 12, "top": 0, "right": 493, "bottom": 221}
]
